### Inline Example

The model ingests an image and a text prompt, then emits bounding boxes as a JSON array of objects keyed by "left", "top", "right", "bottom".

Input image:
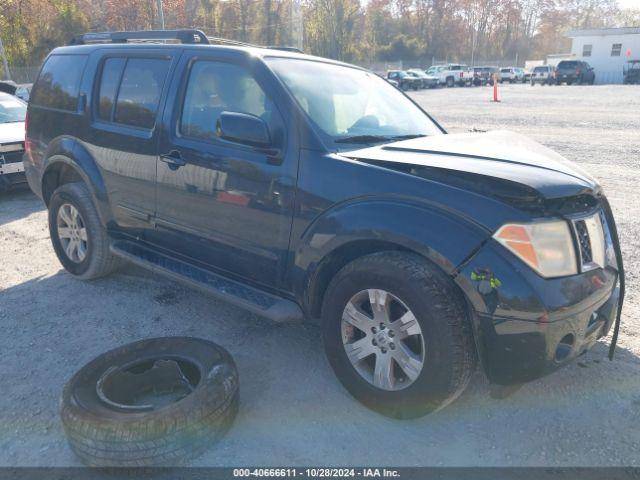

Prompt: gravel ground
[{"left": 0, "top": 84, "right": 639, "bottom": 467}]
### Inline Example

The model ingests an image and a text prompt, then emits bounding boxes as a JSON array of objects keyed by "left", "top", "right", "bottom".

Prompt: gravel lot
[{"left": 0, "top": 84, "right": 639, "bottom": 467}]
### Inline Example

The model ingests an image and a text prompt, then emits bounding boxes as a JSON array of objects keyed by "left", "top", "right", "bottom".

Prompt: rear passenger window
[
  {"left": 31, "top": 55, "right": 87, "bottom": 111},
  {"left": 114, "top": 58, "right": 170, "bottom": 129},
  {"left": 97, "top": 58, "right": 125, "bottom": 121}
]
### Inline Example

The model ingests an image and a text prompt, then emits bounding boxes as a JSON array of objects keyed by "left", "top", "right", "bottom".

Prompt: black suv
[
  {"left": 24, "top": 30, "right": 624, "bottom": 418},
  {"left": 555, "top": 60, "right": 595, "bottom": 85}
]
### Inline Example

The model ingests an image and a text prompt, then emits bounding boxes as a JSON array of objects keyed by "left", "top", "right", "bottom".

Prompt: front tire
[
  {"left": 48, "top": 182, "right": 123, "bottom": 279},
  {"left": 321, "top": 252, "right": 476, "bottom": 419}
]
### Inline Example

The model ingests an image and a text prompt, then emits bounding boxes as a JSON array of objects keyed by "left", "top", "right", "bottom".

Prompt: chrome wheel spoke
[
  {"left": 65, "top": 239, "right": 78, "bottom": 261},
  {"left": 344, "top": 337, "right": 376, "bottom": 363},
  {"left": 390, "top": 311, "right": 421, "bottom": 340},
  {"left": 79, "top": 228, "right": 88, "bottom": 242},
  {"left": 59, "top": 205, "right": 73, "bottom": 227},
  {"left": 57, "top": 227, "right": 73, "bottom": 239},
  {"left": 343, "top": 301, "right": 373, "bottom": 332},
  {"left": 392, "top": 342, "right": 422, "bottom": 382},
  {"left": 368, "top": 289, "right": 391, "bottom": 323},
  {"left": 373, "top": 352, "right": 394, "bottom": 390}
]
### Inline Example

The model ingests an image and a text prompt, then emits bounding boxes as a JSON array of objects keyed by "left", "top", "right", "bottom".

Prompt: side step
[{"left": 110, "top": 240, "right": 303, "bottom": 323}]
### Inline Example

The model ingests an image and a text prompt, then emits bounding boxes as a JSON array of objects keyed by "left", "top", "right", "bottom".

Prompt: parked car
[
  {"left": 0, "top": 80, "right": 18, "bottom": 96},
  {"left": 623, "top": 60, "right": 640, "bottom": 84},
  {"left": 0, "top": 92, "right": 27, "bottom": 191},
  {"left": 407, "top": 69, "right": 438, "bottom": 89},
  {"left": 473, "top": 66, "right": 500, "bottom": 86},
  {"left": 387, "top": 70, "right": 420, "bottom": 90},
  {"left": 555, "top": 60, "right": 595, "bottom": 85},
  {"left": 24, "top": 29, "right": 624, "bottom": 419},
  {"left": 426, "top": 64, "right": 471, "bottom": 87},
  {"left": 530, "top": 65, "right": 556, "bottom": 85},
  {"left": 523, "top": 68, "right": 534, "bottom": 83},
  {"left": 15, "top": 84, "right": 32, "bottom": 102},
  {"left": 499, "top": 67, "right": 524, "bottom": 83}
]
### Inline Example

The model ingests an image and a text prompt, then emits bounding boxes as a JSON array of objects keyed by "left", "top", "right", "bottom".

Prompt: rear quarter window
[{"left": 31, "top": 54, "right": 88, "bottom": 111}]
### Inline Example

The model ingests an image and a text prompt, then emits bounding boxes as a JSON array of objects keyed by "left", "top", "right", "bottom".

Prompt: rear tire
[
  {"left": 446, "top": 77, "right": 454, "bottom": 88},
  {"left": 321, "top": 252, "right": 476, "bottom": 419},
  {"left": 48, "top": 182, "right": 123, "bottom": 280}
]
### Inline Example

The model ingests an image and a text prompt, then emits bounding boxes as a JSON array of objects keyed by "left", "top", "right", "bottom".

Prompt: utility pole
[
  {"left": 0, "top": 36, "right": 11, "bottom": 81},
  {"left": 157, "top": 0, "right": 165, "bottom": 30}
]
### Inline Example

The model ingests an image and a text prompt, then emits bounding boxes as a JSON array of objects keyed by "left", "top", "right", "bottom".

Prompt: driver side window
[{"left": 180, "top": 61, "right": 278, "bottom": 143}]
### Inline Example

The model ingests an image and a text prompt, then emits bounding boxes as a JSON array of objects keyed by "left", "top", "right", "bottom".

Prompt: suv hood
[
  {"left": 345, "top": 130, "right": 599, "bottom": 205},
  {"left": 0, "top": 121, "right": 25, "bottom": 144}
]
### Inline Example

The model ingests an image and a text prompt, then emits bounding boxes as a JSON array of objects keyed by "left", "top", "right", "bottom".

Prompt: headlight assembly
[{"left": 493, "top": 220, "right": 578, "bottom": 278}]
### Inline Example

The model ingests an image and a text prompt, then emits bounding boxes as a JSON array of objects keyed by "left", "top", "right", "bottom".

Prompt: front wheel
[
  {"left": 48, "top": 182, "right": 123, "bottom": 279},
  {"left": 321, "top": 252, "right": 476, "bottom": 419}
]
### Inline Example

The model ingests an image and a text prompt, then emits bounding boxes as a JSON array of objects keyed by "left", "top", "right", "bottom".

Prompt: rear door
[
  {"left": 85, "top": 49, "right": 177, "bottom": 230},
  {"left": 151, "top": 51, "right": 298, "bottom": 289}
]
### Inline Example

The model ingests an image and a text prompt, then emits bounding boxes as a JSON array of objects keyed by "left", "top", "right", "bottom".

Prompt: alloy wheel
[
  {"left": 56, "top": 203, "right": 88, "bottom": 263},
  {"left": 341, "top": 289, "right": 425, "bottom": 391}
]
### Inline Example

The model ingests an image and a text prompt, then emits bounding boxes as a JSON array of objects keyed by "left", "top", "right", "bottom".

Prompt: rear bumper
[{"left": 455, "top": 240, "right": 620, "bottom": 385}]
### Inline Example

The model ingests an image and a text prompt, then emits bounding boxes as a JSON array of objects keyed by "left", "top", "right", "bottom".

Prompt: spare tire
[{"left": 60, "top": 337, "right": 239, "bottom": 467}]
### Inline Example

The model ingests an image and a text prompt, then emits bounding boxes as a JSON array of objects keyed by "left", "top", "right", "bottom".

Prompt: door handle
[{"left": 160, "top": 150, "right": 186, "bottom": 170}]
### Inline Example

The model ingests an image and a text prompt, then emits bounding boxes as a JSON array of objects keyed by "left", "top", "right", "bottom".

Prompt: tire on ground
[
  {"left": 321, "top": 251, "right": 476, "bottom": 419},
  {"left": 60, "top": 337, "right": 239, "bottom": 467},
  {"left": 48, "top": 182, "right": 123, "bottom": 279}
]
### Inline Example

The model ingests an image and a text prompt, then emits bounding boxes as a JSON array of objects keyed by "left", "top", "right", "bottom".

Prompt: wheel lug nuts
[
  {"left": 379, "top": 323, "right": 385, "bottom": 330},
  {"left": 372, "top": 339, "right": 377, "bottom": 346},
  {"left": 388, "top": 330, "right": 395, "bottom": 338},
  {"left": 381, "top": 347, "right": 387, "bottom": 354},
  {"left": 372, "top": 327, "right": 377, "bottom": 333},
  {"left": 390, "top": 343, "right": 395, "bottom": 350}
]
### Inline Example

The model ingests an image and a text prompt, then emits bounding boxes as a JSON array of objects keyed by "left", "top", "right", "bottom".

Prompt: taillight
[{"left": 24, "top": 111, "right": 33, "bottom": 162}]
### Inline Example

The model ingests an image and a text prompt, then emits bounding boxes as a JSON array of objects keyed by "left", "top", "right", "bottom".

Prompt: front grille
[
  {"left": 572, "top": 211, "right": 606, "bottom": 271},
  {"left": 574, "top": 220, "right": 593, "bottom": 264}
]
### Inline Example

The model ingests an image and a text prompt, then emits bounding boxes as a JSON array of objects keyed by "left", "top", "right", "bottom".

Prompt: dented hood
[{"left": 344, "top": 130, "right": 599, "bottom": 201}]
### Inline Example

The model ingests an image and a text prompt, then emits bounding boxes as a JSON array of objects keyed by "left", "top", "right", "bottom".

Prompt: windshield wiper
[
  {"left": 389, "top": 134, "right": 427, "bottom": 141},
  {"left": 335, "top": 135, "right": 393, "bottom": 144},
  {"left": 335, "top": 133, "right": 426, "bottom": 145}
]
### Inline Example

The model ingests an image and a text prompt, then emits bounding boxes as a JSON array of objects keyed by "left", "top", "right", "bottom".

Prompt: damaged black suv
[{"left": 24, "top": 30, "right": 624, "bottom": 418}]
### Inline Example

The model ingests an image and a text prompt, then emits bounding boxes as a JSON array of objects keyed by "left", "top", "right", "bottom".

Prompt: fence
[{"left": 0, "top": 66, "right": 41, "bottom": 84}]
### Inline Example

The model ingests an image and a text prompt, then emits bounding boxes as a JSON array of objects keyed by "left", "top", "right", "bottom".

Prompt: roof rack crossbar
[{"left": 70, "top": 30, "right": 210, "bottom": 45}]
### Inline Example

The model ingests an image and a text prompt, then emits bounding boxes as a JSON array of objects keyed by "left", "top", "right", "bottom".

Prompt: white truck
[{"left": 425, "top": 64, "right": 472, "bottom": 87}]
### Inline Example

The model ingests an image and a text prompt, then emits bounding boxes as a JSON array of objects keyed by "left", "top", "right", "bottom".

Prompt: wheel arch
[
  {"left": 41, "top": 138, "right": 112, "bottom": 226},
  {"left": 294, "top": 198, "right": 490, "bottom": 320}
]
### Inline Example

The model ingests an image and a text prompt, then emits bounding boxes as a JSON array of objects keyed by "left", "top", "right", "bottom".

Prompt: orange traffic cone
[{"left": 492, "top": 74, "right": 500, "bottom": 102}]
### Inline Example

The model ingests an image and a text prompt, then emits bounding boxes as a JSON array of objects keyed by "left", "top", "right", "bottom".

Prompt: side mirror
[{"left": 216, "top": 111, "right": 272, "bottom": 149}]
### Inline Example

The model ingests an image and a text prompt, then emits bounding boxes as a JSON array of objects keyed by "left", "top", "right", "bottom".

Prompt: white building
[{"left": 567, "top": 27, "right": 640, "bottom": 84}]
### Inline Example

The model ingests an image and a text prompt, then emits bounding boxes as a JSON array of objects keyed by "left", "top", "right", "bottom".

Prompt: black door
[
  {"left": 151, "top": 52, "right": 297, "bottom": 290},
  {"left": 86, "top": 50, "right": 176, "bottom": 229}
]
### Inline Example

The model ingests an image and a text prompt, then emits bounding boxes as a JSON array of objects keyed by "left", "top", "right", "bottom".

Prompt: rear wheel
[
  {"left": 446, "top": 77, "right": 454, "bottom": 88},
  {"left": 48, "top": 182, "right": 123, "bottom": 279},
  {"left": 321, "top": 252, "right": 476, "bottom": 419}
]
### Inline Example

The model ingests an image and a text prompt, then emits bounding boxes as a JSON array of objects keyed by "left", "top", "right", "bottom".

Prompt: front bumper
[{"left": 456, "top": 240, "right": 620, "bottom": 385}]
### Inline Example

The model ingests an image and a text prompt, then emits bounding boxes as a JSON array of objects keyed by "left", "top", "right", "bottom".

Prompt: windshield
[
  {"left": 0, "top": 95, "right": 26, "bottom": 123},
  {"left": 267, "top": 58, "right": 441, "bottom": 146}
]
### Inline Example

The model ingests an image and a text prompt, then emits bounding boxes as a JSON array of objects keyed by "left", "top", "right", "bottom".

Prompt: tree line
[{"left": 1, "top": 0, "right": 639, "bottom": 74}]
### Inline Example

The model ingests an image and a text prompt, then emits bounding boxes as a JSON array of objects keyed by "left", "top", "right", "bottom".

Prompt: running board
[{"left": 110, "top": 240, "right": 303, "bottom": 323}]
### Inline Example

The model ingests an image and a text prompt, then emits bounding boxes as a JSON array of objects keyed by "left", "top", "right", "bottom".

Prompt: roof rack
[
  {"left": 69, "top": 29, "right": 303, "bottom": 53},
  {"left": 69, "top": 30, "right": 210, "bottom": 45}
]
